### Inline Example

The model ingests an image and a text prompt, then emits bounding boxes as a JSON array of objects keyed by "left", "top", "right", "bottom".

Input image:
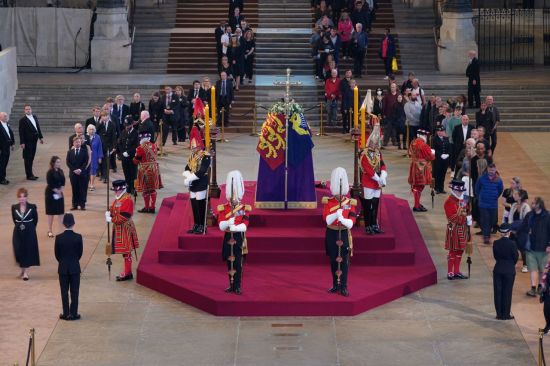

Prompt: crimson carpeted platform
[{"left": 137, "top": 182, "right": 437, "bottom": 316}]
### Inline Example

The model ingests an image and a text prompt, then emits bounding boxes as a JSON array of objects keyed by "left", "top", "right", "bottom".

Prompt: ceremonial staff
[
  {"left": 336, "top": 179, "right": 344, "bottom": 289},
  {"left": 105, "top": 141, "right": 112, "bottom": 279},
  {"left": 227, "top": 179, "right": 237, "bottom": 288},
  {"left": 466, "top": 152, "right": 473, "bottom": 278},
  {"left": 430, "top": 134, "right": 435, "bottom": 209}
]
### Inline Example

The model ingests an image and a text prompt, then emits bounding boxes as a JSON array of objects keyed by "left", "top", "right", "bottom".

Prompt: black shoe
[
  {"left": 447, "top": 273, "right": 455, "bottom": 280},
  {"left": 365, "top": 225, "right": 374, "bottom": 235},
  {"left": 413, "top": 207, "right": 421, "bottom": 212},
  {"left": 0, "top": 180, "right": 9, "bottom": 185},
  {"left": 419, "top": 205, "right": 428, "bottom": 212},
  {"left": 234, "top": 288, "right": 242, "bottom": 295},
  {"left": 70, "top": 206, "right": 78, "bottom": 211},
  {"left": 116, "top": 273, "right": 133, "bottom": 281},
  {"left": 172, "top": 142, "right": 178, "bottom": 145},
  {"left": 187, "top": 224, "right": 198, "bottom": 234},
  {"left": 138, "top": 207, "right": 149, "bottom": 213},
  {"left": 225, "top": 286, "right": 234, "bottom": 293},
  {"left": 80, "top": 206, "right": 86, "bottom": 211},
  {"left": 544, "top": 326, "right": 550, "bottom": 335},
  {"left": 27, "top": 176, "right": 38, "bottom": 181},
  {"left": 59, "top": 313, "right": 70, "bottom": 320},
  {"left": 69, "top": 314, "right": 81, "bottom": 321},
  {"left": 340, "top": 288, "right": 349, "bottom": 297},
  {"left": 495, "top": 316, "right": 502, "bottom": 320},
  {"left": 194, "top": 225, "right": 205, "bottom": 234},
  {"left": 491, "top": 227, "right": 498, "bottom": 234},
  {"left": 148, "top": 208, "right": 156, "bottom": 214},
  {"left": 454, "top": 272, "right": 468, "bottom": 280},
  {"left": 328, "top": 286, "right": 338, "bottom": 293},
  {"left": 371, "top": 225, "right": 384, "bottom": 234},
  {"left": 502, "top": 315, "right": 515, "bottom": 320}
]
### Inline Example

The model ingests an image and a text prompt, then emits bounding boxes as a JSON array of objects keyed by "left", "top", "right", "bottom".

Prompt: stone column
[
  {"left": 91, "top": 0, "right": 131, "bottom": 72},
  {"left": 437, "top": 0, "right": 478, "bottom": 74}
]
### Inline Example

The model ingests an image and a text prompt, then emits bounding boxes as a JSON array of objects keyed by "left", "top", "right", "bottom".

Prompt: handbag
[{"left": 391, "top": 57, "right": 398, "bottom": 73}]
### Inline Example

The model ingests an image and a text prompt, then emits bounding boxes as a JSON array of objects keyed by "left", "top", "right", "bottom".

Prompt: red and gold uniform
[
  {"left": 360, "top": 149, "right": 387, "bottom": 234},
  {"left": 109, "top": 189, "right": 139, "bottom": 280},
  {"left": 408, "top": 136, "right": 435, "bottom": 210},
  {"left": 133, "top": 140, "right": 163, "bottom": 212},
  {"left": 322, "top": 196, "right": 357, "bottom": 295},
  {"left": 217, "top": 202, "right": 252, "bottom": 293},
  {"left": 444, "top": 194, "right": 470, "bottom": 278}
]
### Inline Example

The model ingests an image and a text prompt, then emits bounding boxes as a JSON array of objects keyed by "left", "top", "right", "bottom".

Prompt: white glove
[
  {"left": 187, "top": 173, "right": 199, "bottom": 184},
  {"left": 183, "top": 178, "right": 190, "bottom": 187},
  {"left": 219, "top": 220, "right": 231, "bottom": 231},
  {"left": 182, "top": 170, "right": 192, "bottom": 179},
  {"left": 339, "top": 217, "right": 354, "bottom": 229},
  {"left": 326, "top": 211, "right": 340, "bottom": 225},
  {"left": 336, "top": 208, "right": 343, "bottom": 218},
  {"left": 431, "top": 149, "right": 435, "bottom": 155},
  {"left": 441, "top": 154, "right": 449, "bottom": 160},
  {"left": 466, "top": 215, "right": 472, "bottom": 226},
  {"left": 379, "top": 178, "right": 386, "bottom": 187},
  {"left": 372, "top": 174, "right": 380, "bottom": 182},
  {"left": 228, "top": 217, "right": 236, "bottom": 225},
  {"left": 105, "top": 211, "right": 112, "bottom": 223},
  {"left": 230, "top": 223, "right": 247, "bottom": 232},
  {"left": 380, "top": 170, "right": 387, "bottom": 180},
  {"left": 123, "top": 151, "right": 129, "bottom": 158}
]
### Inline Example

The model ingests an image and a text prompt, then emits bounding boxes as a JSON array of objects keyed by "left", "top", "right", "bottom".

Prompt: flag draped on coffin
[{"left": 255, "top": 112, "right": 317, "bottom": 209}]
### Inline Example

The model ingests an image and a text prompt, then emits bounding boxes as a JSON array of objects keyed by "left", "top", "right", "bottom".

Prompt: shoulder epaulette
[
  {"left": 321, "top": 197, "right": 329, "bottom": 204},
  {"left": 350, "top": 199, "right": 357, "bottom": 206},
  {"left": 244, "top": 204, "right": 252, "bottom": 211},
  {"left": 217, "top": 204, "right": 225, "bottom": 212}
]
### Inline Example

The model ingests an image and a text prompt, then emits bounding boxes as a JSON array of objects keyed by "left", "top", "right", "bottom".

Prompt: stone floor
[{"left": 0, "top": 130, "right": 547, "bottom": 365}]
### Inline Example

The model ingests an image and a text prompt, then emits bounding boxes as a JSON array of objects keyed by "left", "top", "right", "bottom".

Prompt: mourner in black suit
[
  {"left": 216, "top": 73, "right": 234, "bottom": 127},
  {"left": 228, "top": 0, "right": 243, "bottom": 18},
  {"left": 66, "top": 138, "right": 89, "bottom": 210},
  {"left": 97, "top": 112, "right": 118, "bottom": 180},
  {"left": 85, "top": 106, "right": 101, "bottom": 129},
  {"left": 0, "top": 112, "right": 15, "bottom": 184},
  {"left": 466, "top": 50, "right": 481, "bottom": 108},
  {"left": 138, "top": 111, "right": 155, "bottom": 142},
  {"left": 161, "top": 86, "right": 179, "bottom": 146},
  {"left": 112, "top": 95, "right": 130, "bottom": 134},
  {"left": 12, "top": 189, "right": 40, "bottom": 280},
  {"left": 492, "top": 223, "right": 518, "bottom": 320},
  {"left": 19, "top": 105, "right": 44, "bottom": 180},
  {"left": 188, "top": 80, "right": 205, "bottom": 119},
  {"left": 451, "top": 115, "right": 474, "bottom": 170},
  {"left": 229, "top": 7, "right": 245, "bottom": 32},
  {"left": 215, "top": 21, "right": 226, "bottom": 58},
  {"left": 118, "top": 118, "right": 139, "bottom": 195},
  {"left": 433, "top": 126, "right": 451, "bottom": 194},
  {"left": 148, "top": 92, "right": 164, "bottom": 139},
  {"left": 55, "top": 213, "right": 83, "bottom": 321}
]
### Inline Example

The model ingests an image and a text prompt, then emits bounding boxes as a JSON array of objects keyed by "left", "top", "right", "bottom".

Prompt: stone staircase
[
  {"left": 255, "top": 32, "right": 313, "bottom": 75},
  {"left": 131, "top": 0, "right": 178, "bottom": 73},
  {"left": 175, "top": 0, "right": 259, "bottom": 29},
  {"left": 11, "top": 84, "right": 161, "bottom": 133}
]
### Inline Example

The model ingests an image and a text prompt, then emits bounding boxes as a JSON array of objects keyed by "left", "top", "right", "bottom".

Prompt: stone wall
[{"left": 0, "top": 47, "right": 18, "bottom": 116}]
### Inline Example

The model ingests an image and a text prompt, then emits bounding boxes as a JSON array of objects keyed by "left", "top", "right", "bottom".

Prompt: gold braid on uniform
[
  {"left": 187, "top": 150, "right": 206, "bottom": 173},
  {"left": 359, "top": 149, "right": 381, "bottom": 174}
]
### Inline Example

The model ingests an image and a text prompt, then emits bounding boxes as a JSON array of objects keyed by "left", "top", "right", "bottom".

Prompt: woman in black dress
[
  {"left": 129, "top": 92, "right": 146, "bottom": 123},
  {"left": 228, "top": 36, "right": 244, "bottom": 90},
  {"left": 243, "top": 29, "right": 255, "bottom": 84},
  {"left": 45, "top": 156, "right": 65, "bottom": 238},
  {"left": 12, "top": 187, "right": 40, "bottom": 280}
]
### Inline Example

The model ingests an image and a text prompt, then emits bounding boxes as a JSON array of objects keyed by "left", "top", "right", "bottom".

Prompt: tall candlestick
[
  {"left": 211, "top": 86, "right": 216, "bottom": 127},
  {"left": 204, "top": 105, "right": 211, "bottom": 149},
  {"left": 353, "top": 86, "right": 359, "bottom": 129},
  {"left": 360, "top": 106, "right": 366, "bottom": 149}
]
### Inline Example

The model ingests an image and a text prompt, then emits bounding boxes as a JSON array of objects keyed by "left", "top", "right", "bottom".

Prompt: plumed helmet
[
  {"left": 366, "top": 118, "right": 381, "bottom": 151},
  {"left": 193, "top": 98, "right": 205, "bottom": 118},
  {"left": 225, "top": 170, "right": 245, "bottom": 201},
  {"left": 330, "top": 167, "right": 349, "bottom": 196}
]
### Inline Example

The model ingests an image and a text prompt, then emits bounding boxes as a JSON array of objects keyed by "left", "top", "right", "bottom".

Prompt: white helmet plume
[
  {"left": 225, "top": 170, "right": 245, "bottom": 201},
  {"left": 330, "top": 167, "right": 349, "bottom": 196}
]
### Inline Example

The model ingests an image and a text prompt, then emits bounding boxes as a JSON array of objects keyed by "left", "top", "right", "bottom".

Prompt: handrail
[{"left": 433, "top": 26, "right": 446, "bottom": 49}]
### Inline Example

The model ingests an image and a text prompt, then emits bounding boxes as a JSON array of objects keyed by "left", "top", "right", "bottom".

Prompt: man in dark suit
[
  {"left": 433, "top": 126, "right": 451, "bottom": 194},
  {"left": 451, "top": 114, "right": 474, "bottom": 171},
  {"left": 19, "top": 105, "right": 44, "bottom": 180},
  {"left": 85, "top": 106, "right": 101, "bottom": 129},
  {"left": 118, "top": 117, "right": 139, "bottom": 195},
  {"left": 215, "top": 21, "right": 227, "bottom": 59},
  {"left": 97, "top": 112, "right": 118, "bottom": 180},
  {"left": 493, "top": 223, "right": 518, "bottom": 320},
  {"left": 161, "top": 85, "right": 179, "bottom": 146},
  {"left": 111, "top": 95, "right": 130, "bottom": 134},
  {"left": 138, "top": 110, "right": 155, "bottom": 142},
  {"left": 55, "top": 213, "right": 83, "bottom": 321},
  {"left": 228, "top": 0, "right": 243, "bottom": 18},
  {"left": 188, "top": 80, "right": 205, "bottom": 118},
  {"left": 216, "top": 71, "right": 234, "bottom": 127},
  {"left": 66, "top": 137, "right": 89, "bottom": 210},
  {"left": 229, "top": 7, "right": 245, "bottom": 32},
  {"left": 0, "top": 112, "right": 15, "bottom": 185},
  {"left": 466, "top": 50, "right": 481, "bottom": 109}
]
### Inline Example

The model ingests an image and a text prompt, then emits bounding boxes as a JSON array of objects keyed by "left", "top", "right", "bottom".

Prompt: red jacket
[
  {"left": 360, "top": 152, "right": 387, "bottom": 189},
  {"left": 322, "top": 197, "right": 357, "bottom": 228},
  {"left": 444, "top": 195, "right": 469, "bottom": 250},
  {"left": 325, "top": 78, "right": 341, "bottom": 101},
  {"left": 408, "top": 138, "right": 434, "bottom": 186}
]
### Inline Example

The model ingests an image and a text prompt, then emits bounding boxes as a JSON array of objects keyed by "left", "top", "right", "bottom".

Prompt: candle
[
  {"left": 360, "top": 106, "right": 366, "bottom": 149},
  {"left": 353, "top": 86, "right": 359, "bottom": 129},
  {"left": 211, "top": 86, "right": 216, "bottom": 127},
  {"left": 204, "top": 105, "right": 210, "bottom": 149}
]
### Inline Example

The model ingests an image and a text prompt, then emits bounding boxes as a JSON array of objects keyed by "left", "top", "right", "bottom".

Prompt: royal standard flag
[
  {"left": 288, "top": 113, "right": 314, "bottom": 168},
  {"left": 256, "top": 113, "right": 286, "bottom": 171}
]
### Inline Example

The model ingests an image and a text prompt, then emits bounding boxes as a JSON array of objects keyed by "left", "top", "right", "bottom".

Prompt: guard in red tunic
[
  {"left": 133, "top": 132, "right": 163, "bottom": 213},
  {"left": 188, "top": 97, "right": 206, "bottom": 148},
  {"left": 322, "top": 167, "right": 357, "bottom": 297},
  {"left": 360, "top": 122, "right": 387, "bottom": 235},
  {"left": 408, "top": 129, "right": 435, "bottom": 212},
  {"left": 105, "top": 180, "right": 139, "bottom": 281},
  {"left": 444, "top": 179, "right": 472, "bottom": 280},
  {"left": 217, "top": 170, "right": 251, "bottom": 295}
]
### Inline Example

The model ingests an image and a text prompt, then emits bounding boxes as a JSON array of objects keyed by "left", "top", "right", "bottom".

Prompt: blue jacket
[{"left": 475, "top": 173, "right": 503, "bottom": 209}]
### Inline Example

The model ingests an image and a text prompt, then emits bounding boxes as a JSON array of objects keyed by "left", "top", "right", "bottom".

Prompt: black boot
[
  {"left": 187, "top": 199, "right": 198, "bottom": 233},
  {"left": 371, "top": 197, "right": 384, "bottom": 234},
  {"left": 195, "top": 198, "right": 207, "bottom": 232},
  {"left": 363, "top": 198, "right": 372, "bottom": 233}
]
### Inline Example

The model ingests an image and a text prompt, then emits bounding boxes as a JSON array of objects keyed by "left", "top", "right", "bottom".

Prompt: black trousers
[
  {"left": 70, "top": 173, "right": 88, "bottom": 208},
  {"left": 341, "top": 109, "right": 351, "bottom": 134},
  {"left": 382, "top": 123, "right": 396, "bottom": 146},
  {"left": 354, "top": 50, "right": 365, "bottom": 76},
  {"left": 433, "top": 158, "right": 449, "bottom": 192},
  {"left": 0, "top": 149, "right": 10, "bottom": 181},
  {"left": 493, "top": 272, "right": 515, "bottom": 318},
  {"left": 59, "top": 273, "right": 80, "bottom": 317},
  {"left": 489, "top": 131, "right": 497, "bottom": 154},
  {"left": 382, "top": 56, "right": 392, "bottom": 76},
  {"left": 218, "top": 99, "right": 231, "bottom": 126},
  {"left": 244, "top": 56, "right": 254, "bottom": 79},
  {"left": 22, "top": 139, "right": 38, "bottom": 178},
  {"left": 189, "top": 198, "right": 207, "bottom": 227},
  {"left": 544, "top": 294, "right": 550, "bottom": 329},
  {"left": 161, "top": 117, "right": 178, "bottom": 145},
  {"left": 468, "top": 82, "right": 481, "bottom": 108},
  {"left": 226, "top": 250, "right": 243, "bottom": 289},
  {"left": 121, "top": 157, "right": 137, "bottom": 194},
  {"left": 330, "top": 255, "right": 349, "bottom": 288}
]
